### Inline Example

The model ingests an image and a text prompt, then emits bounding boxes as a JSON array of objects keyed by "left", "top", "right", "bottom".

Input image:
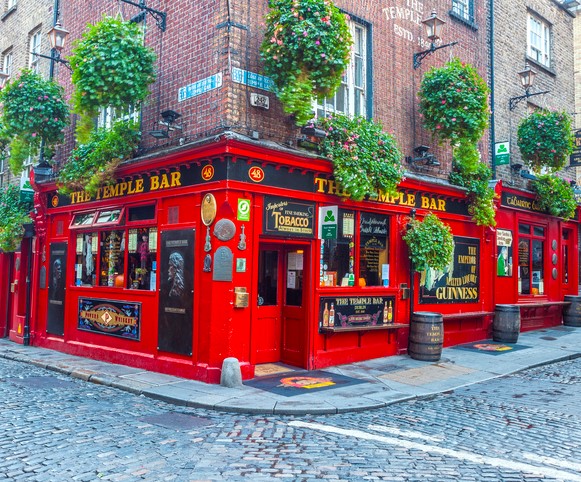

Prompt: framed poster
[{"left": 47, "top": 242, "right": 67, "bottom": 335}]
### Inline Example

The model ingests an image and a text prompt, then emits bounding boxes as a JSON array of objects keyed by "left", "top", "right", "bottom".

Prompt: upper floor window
[
  {"left": 2, "top": 47, "right": 12, "bottom": 77},
  {"left": 451, "top": 0, "right": 474, "bottom": 24},
  {"left": 29, "top": 29, "right": 42, "bottom": 73},
  {"left": 528, "top": 13, "right": 551, "bottom": 68},
  {"left": 98, "top": 105, "right": 140, "bottom": 129},
  {"left": 315, "top": 18, "right": 369, "bottom": 119},
  {"left": 6, "top": 0, "right": 16, "bottom": 9}
]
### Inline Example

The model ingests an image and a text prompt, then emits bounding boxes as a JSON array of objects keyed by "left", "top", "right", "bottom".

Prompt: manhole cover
[
  {"left": 6, "top": 376, "right": 77, "bottom": 389},
  {"left": 139, "top": 412, "right": 213, "bottom": 431}
]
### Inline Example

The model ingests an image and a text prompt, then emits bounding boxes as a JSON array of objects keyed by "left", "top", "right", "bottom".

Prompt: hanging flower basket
[
  {"left": 532, "top": 174, "right": 577, "bottom": 220},
  {"left": 260, "top": 0, "right": 352, "bottom": 125},
  {"left": 0, "top": 185, "right": 32, "bottom": 252},
  {"left": 517, "top": 110, "right": 574, "bottom": 173},
  {"left": 403, "top": 213, "right": 454, "bottom": 272},
  {"left": 418, "top": 57, "right": 489, "bottom": 144},
  {"left": 69, "top": 16, "right": 156, "bottom": 140},
  {"left": 316, "top": 114, "right": 404, "bottom": 201},
  {"left": 0, "top": 70, "right": 69, "bottom": 174}
]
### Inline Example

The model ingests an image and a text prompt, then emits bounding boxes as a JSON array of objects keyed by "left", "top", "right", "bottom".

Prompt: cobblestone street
[{"left": 1, "top": 357, "right": 580, "bottom": 481}]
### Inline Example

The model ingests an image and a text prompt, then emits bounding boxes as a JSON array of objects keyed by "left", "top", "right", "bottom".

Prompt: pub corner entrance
[{"left": 253, "top": 242, "right": 310, "bottom": 369}]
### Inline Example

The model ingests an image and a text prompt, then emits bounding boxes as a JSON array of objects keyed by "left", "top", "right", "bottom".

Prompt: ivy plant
[
  {"left": 260, "top": 0, "right": 352, "bottom": 124},
  {"left": 58, "top": 121, "right": 141, "bottom": 196},
  {"left": 403, "top": 213, "right": 454, "bottom": 272},
  {"left": 0, "top": 70, "right": 69, "bottom": 174},
  {"left": 531, "top": 174, "right": 577, "bottom": 220},
  {"left": 316, "top": 114, "right": 404, "bottom": 201},
  {"left": 69, "top": 16, "right": 156, "bottom": 141},
  {"left": 517, "top": 110, "right": 574, "bottom": 173},
  {"left": 0, "top": 184, "right": 31, "bottom": 252}
]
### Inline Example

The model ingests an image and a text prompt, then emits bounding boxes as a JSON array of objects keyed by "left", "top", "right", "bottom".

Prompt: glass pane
[
  {"left": 286, "top": 250, "right": 303, "bottom": 307},
  {"left": 354, "top": 57, "right": 363, "bottom": 88},
  {"left": 533, "top": 226, "right": 545, "bottom": 237},
  {"left": 358, "top": 213, "right": 389, "bottom": 287},
  {"left": 563, "top": 245, "right": 569, "bottom": 284},
  {"left": 128, "top": 205, "right": 155, "bottom": 222},
  {"left": 127, "top": 228, "right": 157, "bottom": 290},
  {"left": 321, "top": 210, "right": 354, "bottom": 287},
  {"left": 531, "top": 240, "right": 544, "bottom": 294},
  {"left": 335, "top": 85, "right": 346, "bottom": 113},
  {"left": 95, "top": 209, "right": 122, "bottom": 225},
  {"left": 518, "top": 238, "right": 530, "bottom": 295},
  {"left": 75, "top": 233, "right": 97, "bottom": 286},
  {"left": 99, "top": 230, "right": 125, "bottom": 287},
  {"left": 258, "top": 250, "right": 278, "bottom": 306},
  {"left": 518, "top": 223, "right": 530, "bottom": 234},
  {"left": 72, "top": 213, "right": 95, "bottom": 226}
]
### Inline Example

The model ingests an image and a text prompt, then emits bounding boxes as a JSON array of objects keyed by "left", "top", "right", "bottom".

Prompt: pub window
[
  {"left": 320, "top": 210, "right": 390, "bottom": 288},
  {"left": 127, "top": 227, "right": 157, "bottom": 289},
  {"left": 518, "top": 222, "right": 545, "bottom": 295},
  {"left": 128, "top": 204, "right": 156, "bottom": 222}
]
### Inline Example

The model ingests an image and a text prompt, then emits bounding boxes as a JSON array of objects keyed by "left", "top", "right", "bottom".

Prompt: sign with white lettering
[
  {"left": 263, "top": 196, "right": 315, "bottom": 238},
  {"left": 319, "top": 206, "right": 338, "bottom": 239},
  {"left": 178, "top": 73, "right": 223, "bottom": 102},
  {"left": 494, "top": 141, "right": 510, "bottom": 166}
]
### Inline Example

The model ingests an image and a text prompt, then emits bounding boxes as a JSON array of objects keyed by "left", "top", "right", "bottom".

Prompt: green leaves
[
  {"left": 532, "top": 174, "right": 577, "bottom": 220},
  {"left": 0, "top": 70, "right": 69, "bottom": 174},
  {"left": 0, "top": 184, "right": 31, "bottom": 252},
  {"left": 403, "top": 213, "right": 454, "bottom": 272},
  {"left": 260, "top": 0, "right": 352, "bottom": 124},
  {"left": 69, "top": 16, "right": 156, "bottom": 140},
  {"left": 419, "top": 58, "right": 489, "bottom": 145},
  {"left": 57, "top": 121, "right": 141, "bottom": 196},
  {"left": 317, "top": 114, "right": 404, "bottom": 201},
  {"left": 517, "top": 110, "right": 574, "bottom": 173}
]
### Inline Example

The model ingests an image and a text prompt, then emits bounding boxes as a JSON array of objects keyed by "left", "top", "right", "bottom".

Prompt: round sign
[
  {"left": 214, "top": 218, "right": 236, "bottom": 241},
  {"left": 201, "top": 193, "right": 217, "bottom": 226}
]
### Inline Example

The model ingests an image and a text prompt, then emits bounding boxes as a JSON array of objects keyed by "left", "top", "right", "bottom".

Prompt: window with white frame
[
  {"left": 2, "top": 48, "right": 13, "bottom": 77},
  {"left": 451, "top": 0, "right": 474, "bottom": 24},
  {"left": 7, "top": 0, "right": 17, "bottom": 9},
  {"left": 97, "top": 105, "right": 141, "bottom": 129},
  {"left": 528, "top": 13, "right": 551, "bottom": 68},
  {"left": 29, "top": 29, "right": 42, "bottom": 73},
  {"left": 315, "top": 18, "right": 368, "bottom": 119}
]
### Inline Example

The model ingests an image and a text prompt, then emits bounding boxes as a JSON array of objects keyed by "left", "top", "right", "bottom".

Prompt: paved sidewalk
[{"left": 1, "top": 325, "right": 579, "bottom": 415}]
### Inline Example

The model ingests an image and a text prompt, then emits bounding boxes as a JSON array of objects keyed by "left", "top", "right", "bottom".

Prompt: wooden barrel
[
  {"left": 563, "top": 295, "right": 581, "bottom": 327},
  {"left": 493, "top": 304, "right": 520, "bottom": 343},
  {"left": 408, "top": 312, "right": 443, "bottom": 362}
]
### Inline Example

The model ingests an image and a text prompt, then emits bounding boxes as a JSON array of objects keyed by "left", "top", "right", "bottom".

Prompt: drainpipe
[{"left": 489, "top": 0, "right": 496, "bottom": 179}]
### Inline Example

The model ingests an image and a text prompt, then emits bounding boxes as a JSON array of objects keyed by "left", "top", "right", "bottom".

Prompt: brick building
[{"left": 0, "top": 0, "right": 578, "bottom": 382}]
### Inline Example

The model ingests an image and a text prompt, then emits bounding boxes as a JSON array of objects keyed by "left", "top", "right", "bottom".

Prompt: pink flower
[
  {"left": 315, "top": 40, "right": 320, "bottom": 45},
  {"left": 451, "top": 118, "right": 456, "bottom": 122},
  {"left": 441, "top": 100, "right": 446, "bottom": 104},
  {"left": 436, "top": 125, "right": 442, "bottom": 129},
  {"left": 321, "top": 53, "right": 326, "bottom": 58},
  {"left": 31, "top": 132, "right": 37, "bottom": 137},
  {"left": 29, "top": 107, "right": 34, "bottom": 111},
  {"left": 303, "top": 31, "right": 308, "bottom": 36}
]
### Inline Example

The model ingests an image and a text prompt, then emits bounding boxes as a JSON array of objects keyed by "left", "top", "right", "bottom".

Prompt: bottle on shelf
[
  {"left": 323, "top": 302, "right": 329, "bottom": 327},
  {"left": 383, "top": 301, "right": 388, "bottom": 325},
  {"left": 387, "top": 301, "right": 393, "bottom": 323},
  {"left": 329, "top": 303, "right": 335, "bottom": 327}
]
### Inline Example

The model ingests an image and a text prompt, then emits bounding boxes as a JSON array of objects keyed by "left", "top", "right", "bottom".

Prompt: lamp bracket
[
  {"left": 119, "top": 0, "right": 167, "bottom": 31},
  {"left": 413, "top": 41, "right": 458, "bottom": 69},
  {"left": 508, "top": 89, "right": 550, "bottom": 111},
  {"left": 33, "top": 51, "right": 72, "bottom": 71}
]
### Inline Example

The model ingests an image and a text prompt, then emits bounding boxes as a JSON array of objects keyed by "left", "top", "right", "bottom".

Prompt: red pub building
[{"left": 1, "top": 0, "right": 578, "bottom": 383}]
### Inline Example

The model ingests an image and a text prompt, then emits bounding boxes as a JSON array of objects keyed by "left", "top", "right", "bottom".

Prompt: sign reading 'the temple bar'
[{"left": 263, "top": 196, "right": 315, "bottom": 238}]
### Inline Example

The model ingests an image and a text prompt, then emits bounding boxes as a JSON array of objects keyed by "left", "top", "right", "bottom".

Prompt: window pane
[
  {"left": 258, "top": 250, "right": 278, "bottom": 305},
  {"left": 321, "top": 210, "right": 354, "bottom": 286},
  {"left": 532, "top": 240, "right": 544, "bottom": 294},
  {"left": 533, "top": 226, "right": 545, "bottom": 237},
  {"left": 358, "top": 213, "right": 389, "bottom": 287},
  {"left": 518, "top": 223, "right": 530, "bottom": 234},
  {"left": 127, "top": 228, "right": 157, "bottom": 290},
  {"left": 75, "top": 233, "right": 97, "bottom": 286},
  {"left": 72, "top": 213, "right": 95, "bottom": 226},
  {"left": 95, "top": 209, "right": 122, "bottom": 225},
  {"left": 128, "top": 205, "right": 155, "bottom": 222},
  {"left": 99, "top": 230, "right": 125, "bottom": 287},
  {"left": 286, "top": 250, "right": 303, "bottom": 306},
  {"left": 518, "top": 238, "right": 530, "bottom": 295}
]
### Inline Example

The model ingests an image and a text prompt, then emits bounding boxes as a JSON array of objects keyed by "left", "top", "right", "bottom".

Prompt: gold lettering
[
  {"left": 170, "top": 171, "right": 181, "bottom": 187},
  {"left": 150, "top": 175, "right": 159, "bottom": 191},
  {"left": 134, "top": 179, "right": 144, "bottom": 193}
]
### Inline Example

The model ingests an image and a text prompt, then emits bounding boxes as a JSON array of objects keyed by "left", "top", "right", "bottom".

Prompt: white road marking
[
  {"left": 368, "top": 424, "right": 444, "bottom": 442},
  {"left": 522, "top": 452, "right": 581, "bottom": 473},
  {"left": 288, "top": 421, "right": 581, "bottom": 482}
]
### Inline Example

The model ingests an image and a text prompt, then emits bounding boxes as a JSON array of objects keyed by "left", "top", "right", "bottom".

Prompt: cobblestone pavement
[{"left": 1, "top": 357, "right": 580, "bottom": 481}]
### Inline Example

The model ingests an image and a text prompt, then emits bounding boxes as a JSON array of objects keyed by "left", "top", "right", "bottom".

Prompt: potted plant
[
  {"left": 260, "top": 0, "right": 352, "bottom": 124},
  {"left": 69, "top": 16, "right": 156, "bottom": 141},
  {"left": 57, "top": 121, "right": 141, "bottom": 196},
  {"left": 402, "top": 212, "right": 454, "bottom": 272},
  {"left": 418, "top": 58, "right": 495, "bottom": 227},
  {"left": 0, "top": 70, "right": 69, "bottom": 174},
  {"left": 316, "top": 114, "right": 404, "bottom": 201},
  {"left": 532, "top": 174, "right": 577, "bottom": 220},
  {"left": 517, "top": 110, "right": 574, "bottom": 174},
  {"left": 0, "top": 184, "right": 32, "bottom": 252}
]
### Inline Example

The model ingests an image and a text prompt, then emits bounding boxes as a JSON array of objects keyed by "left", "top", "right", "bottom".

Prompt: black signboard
[
  {"left": 78, "top": 298, "right": 141, "bottom": 340},
  {"left": 360, "top": 212, "right": 388, "bottom": 249},
  {"left": 47, "top": 242, "right": 67, "bottom": 335},
  {"left": 319, "top": 295, "right": 396, "bottom": 330},
  {"left": 158, "top": 229, "right": 195, "bottom": 356},
  {"left": 419, "top": 236, "right": 480, "bottom": 304},
  {"left": 570, "top": 129, "right": 581, "bottom": 167},
  {"left": 263, "top": 196, "right": 315, "bottom": 238},
  {"left": 501, "top": 192, "right": 543, "bottom": 214}
]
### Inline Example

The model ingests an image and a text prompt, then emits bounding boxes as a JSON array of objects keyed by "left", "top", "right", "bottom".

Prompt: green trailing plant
[
  {"left": 0, "top": 184, "right": 31, "bottom": 252},
  {"left": 58, "top": 121, "right": 141, "bottom": 196},
  {"left": 69, "top": 16, "right": 156, "bottom": 141},
  {"left": 403, "top": 213, "right": 454, "bottom": 272},
  {"left": 316, "top": 114, "right": 404, "bottom": 201},
  {"left": 531, "top": 174, "right": 577, "bottom": 220},
  {"left": 0, "top": 70, "right": 69, "bottom": 174},
  {"left": 517, "top": 110, "right": 574, "bottom": 173},
  {"left": 260, "top": 0, "right": 352, "bottom": 124},
  {"left": 418, "top": 57, "right": 489, "bottom": 144},
  {"left": 449, "top": 145, "right": 497, "bottom": 227}
]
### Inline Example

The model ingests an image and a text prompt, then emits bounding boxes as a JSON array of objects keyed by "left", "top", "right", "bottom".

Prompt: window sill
[
  {"left": 448, "top": 10, "right": 478, "bottom": 31},
  {"left": 1, "top": 5, "right": 16, "bottom": 21},
  {"left": 525, "top": 56, "right": 556, "bottom": 77}
]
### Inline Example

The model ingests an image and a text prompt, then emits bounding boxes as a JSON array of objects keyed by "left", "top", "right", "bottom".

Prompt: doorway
[{"left": 253, "top": 242, "right": 310, "bottom": 368}]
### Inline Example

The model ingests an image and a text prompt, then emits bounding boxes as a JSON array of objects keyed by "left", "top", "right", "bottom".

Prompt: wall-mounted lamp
[
  {"left": 406, "top": 145, "right": 440, "bottom": 166},
  {"left": 149, "top": 109, "right": 182, "bottom": 139},
  {"left": 413, "top": 11, "right": 458, "bottom": 69},
  {"left": 508, "top": 64, "right": 550, "bottom": 110},
  {"left": 33, "top": 21, "right": 71, "bottom": 71},
  {"left": 300, "top": 125, "right": 326, "bottom": 138}
]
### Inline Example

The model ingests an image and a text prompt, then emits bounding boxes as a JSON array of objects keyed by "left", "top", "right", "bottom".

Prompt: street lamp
[
  {"left": 413, "top": 11, "right": 459, "bottom": 69},
  {"left": 34, "top": 20, "right": 71, "bottom": 71},
  {"left": 508, "top": 64, "right": 550, "bottom": 110}
]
